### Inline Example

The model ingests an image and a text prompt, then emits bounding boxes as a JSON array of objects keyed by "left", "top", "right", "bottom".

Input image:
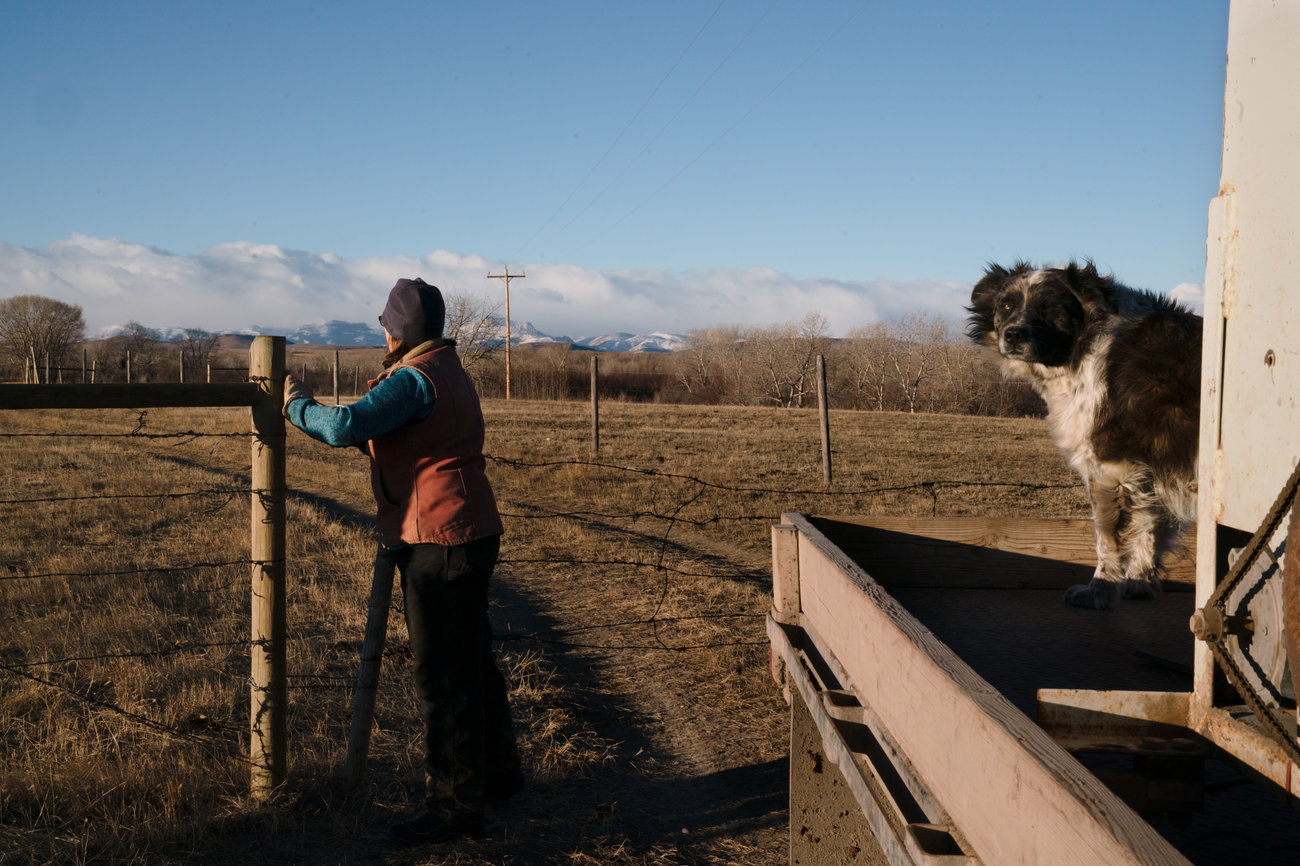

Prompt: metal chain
[
  {"left": 1203, "top": 459, "right": 1300, "bottom": 763},
  {"left": 1207, "top": 634, "right": 1300, "bottom": 763},
  {"left": 1207, "top": 460, "right": 1300, "bottom": 611}
]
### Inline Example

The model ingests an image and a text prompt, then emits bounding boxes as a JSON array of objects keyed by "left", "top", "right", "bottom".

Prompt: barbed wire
[
  {"left": 0, "top": 558, "right": 253, "bottom": 582},
  {"left": 487, "top": 454, "right": 1081, "bottom": 498},
  {"left": 0, "top": 488, "right": 248, "bottom": 506},
  {"left": 498, "top": 556, "right": 756, "bottom": 580},
  {"left": 0, "top": 430, "right": 247, "bottom": 440},
  {"left": 0, "top": 409, "right": 248, "bottom": 441},
  {"left": 2, "top": 419, "right": 1085, "bottom": 766},
  {"left": 0, "top": 663, "right": 242, "bottom": 757},
  {"left": 2, "top": 638, "right": 251, "bottom": 668}
]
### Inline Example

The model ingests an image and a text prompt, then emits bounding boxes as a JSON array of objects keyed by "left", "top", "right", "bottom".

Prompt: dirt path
[{"left": 463, "top": 495, "right": 791, "bottom": 864}]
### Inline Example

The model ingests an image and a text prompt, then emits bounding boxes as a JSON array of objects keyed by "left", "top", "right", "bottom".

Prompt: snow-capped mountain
[
  {"left": 92, "top": 319, "right": 687, "bottom": 353},
  {"left": 572, "top": 332, "right": 687, "bottom": 353}
]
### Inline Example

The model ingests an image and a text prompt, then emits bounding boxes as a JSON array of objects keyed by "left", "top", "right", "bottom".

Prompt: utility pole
[{"left": 486, "top": 267, "right": 525, "bottom": 399}]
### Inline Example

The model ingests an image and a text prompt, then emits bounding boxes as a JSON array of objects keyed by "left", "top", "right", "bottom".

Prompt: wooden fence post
[
  {"left": 333, "top": 350, "right": 340, "bottom": 405},
  {"left": 249, "top": 336, "right": 287, "bottom": 798},
  {"left": 591, "top": 355, "right": 600, "bottom": 454},
  {"left": 344, "top": 555, "right": 396, "bottom": 792},
  {"left": 817, "top": 354, "right": 832, "bottom": 485},
  {"left": 179, "top": 347, "right": 185, "bottom": 384}
]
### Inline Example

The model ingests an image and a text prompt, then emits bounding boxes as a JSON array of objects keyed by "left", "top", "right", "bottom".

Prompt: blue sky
[{"left": 1, "top": 1, "right": 1228, "bottom": 336}]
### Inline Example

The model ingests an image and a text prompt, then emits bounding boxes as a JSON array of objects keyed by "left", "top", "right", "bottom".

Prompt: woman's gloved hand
[{"left": 283, "top": 373, "right": 315, "bottom": 415}]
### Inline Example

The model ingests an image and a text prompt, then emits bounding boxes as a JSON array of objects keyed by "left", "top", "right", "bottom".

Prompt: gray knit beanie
[{"left": 378, "top": 278, "right": 445, "bottom": 343}]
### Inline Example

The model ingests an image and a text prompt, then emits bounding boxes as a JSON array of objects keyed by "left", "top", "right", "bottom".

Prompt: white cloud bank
[{"left": 0, "top": 235, "right": 1203, "bottom": 338}]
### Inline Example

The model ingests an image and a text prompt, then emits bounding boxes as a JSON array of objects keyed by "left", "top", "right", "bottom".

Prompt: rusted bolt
[
  {"left": 1190, "top": 608, "right": 1221, "bottom": 642},
  {"left": 1190, "top": 607, "right": 1254, "bottom": 642}
]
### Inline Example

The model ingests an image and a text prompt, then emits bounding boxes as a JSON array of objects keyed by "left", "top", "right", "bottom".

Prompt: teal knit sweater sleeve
[{"left": 285, "top": 367, "right": 436, "bottom": 447}]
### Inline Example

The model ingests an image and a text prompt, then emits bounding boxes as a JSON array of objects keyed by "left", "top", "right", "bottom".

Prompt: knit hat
[{"left": 378, "top": 278, "right": 445, "bottom": 343}]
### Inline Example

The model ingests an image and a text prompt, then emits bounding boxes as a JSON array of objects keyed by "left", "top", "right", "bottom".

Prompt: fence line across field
[
  {"left": 0, "top": 335, "right": 288, "bottom": 799},
  {"left": 1, "top": 363, "right": 1084, "bottom": 803}
]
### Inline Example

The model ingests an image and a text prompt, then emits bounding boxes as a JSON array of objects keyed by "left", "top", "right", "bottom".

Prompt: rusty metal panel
[{"left": 1203, "top": 0, "right": 1300, "bottom": 534}]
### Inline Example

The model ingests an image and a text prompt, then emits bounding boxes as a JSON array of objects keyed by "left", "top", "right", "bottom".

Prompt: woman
[{"left": 283, "top": 277, "right": 523, "bottom": 845}]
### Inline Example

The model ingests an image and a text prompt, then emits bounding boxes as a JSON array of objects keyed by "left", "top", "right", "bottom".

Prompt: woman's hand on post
[{"left": 283, "top": 373, "right": 315, "bottom": 415}]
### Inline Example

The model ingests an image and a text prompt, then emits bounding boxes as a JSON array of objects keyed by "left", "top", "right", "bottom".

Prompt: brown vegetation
[
  {"left": 0, "top": 395, "right": 1084, "bottom": 864},
  {"left": 5, "top": 310, "right": 1043, "bottom": 418}
]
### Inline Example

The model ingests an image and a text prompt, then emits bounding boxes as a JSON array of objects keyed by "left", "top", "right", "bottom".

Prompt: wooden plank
[
  {"left": 788, "top": 513, "right": 1189, "bottom": 865},
  {"left": 771, "top": 524, "right": 801, "bottom": 622},
  {"left": 0, "top": 383, "right": 263, "bottom": 409},
  {"left": 809, "top": 516, "right": 1196, "bottom": 589},
  {"left": 1037, "top": 689, "right": 1200, "bottom": 755}
]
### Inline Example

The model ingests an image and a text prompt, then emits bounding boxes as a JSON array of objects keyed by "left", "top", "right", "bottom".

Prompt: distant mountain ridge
[{"left": 91, "top": 319, "right": 688, "bottom": 353}]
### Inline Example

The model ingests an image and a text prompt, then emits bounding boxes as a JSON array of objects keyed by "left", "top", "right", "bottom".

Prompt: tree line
[
  {"left": 0, "top": 295, "right": 222, "bottom": 383},
  {"left": 471, "top": 312, "right": 1042, "bottom": 416},
  {"left": 1, "top": 293, "right": 1042, "bottom": 417}
]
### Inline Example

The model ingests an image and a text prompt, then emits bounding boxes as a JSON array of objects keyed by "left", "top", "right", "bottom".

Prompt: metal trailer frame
[
  {"left": 769, "top": 2, "right": 1300, "bottom": 861},
  {"left": 1045, "top": 0, "right": 1300, "bottom": 801}
]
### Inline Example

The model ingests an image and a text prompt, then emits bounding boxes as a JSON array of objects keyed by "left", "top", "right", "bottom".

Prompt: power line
[{"left": 486, "top": 267, "right": 526, "bottom": 399}]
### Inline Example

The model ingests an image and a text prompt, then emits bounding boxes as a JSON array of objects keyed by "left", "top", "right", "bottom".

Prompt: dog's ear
[
  {"left": 970, "top": 262, "right": 1012, "bottom": 308},
  {"left": 1063, "top": 259, "right": 1117, "bottom": 316},
  {"left": 967, "top": 262, "right": 1014, "bottom": 345}
]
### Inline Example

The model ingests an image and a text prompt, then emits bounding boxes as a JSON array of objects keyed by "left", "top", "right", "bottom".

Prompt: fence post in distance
[
  {"left": 817, "top": 354, "right": 832, "bottom": 486},
  {"left": 591, "top": 354, "right": 600, "bottom": 455}
]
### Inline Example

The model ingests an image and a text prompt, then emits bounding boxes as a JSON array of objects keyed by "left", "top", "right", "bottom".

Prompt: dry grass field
[{"left": 0, "top": 396, "right": 1087, "bottom": 865}]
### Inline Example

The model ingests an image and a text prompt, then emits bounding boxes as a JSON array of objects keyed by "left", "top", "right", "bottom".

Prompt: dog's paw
[
  {"left": 1065, "top": 580, "right": 1118, "bottom": 609},
  {"left": 1121, "top": 577, "right": 1160, "bottom": 600}
]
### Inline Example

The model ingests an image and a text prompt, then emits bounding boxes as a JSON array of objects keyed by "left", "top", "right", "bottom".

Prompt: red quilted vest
[{"left": 368, "top": 343, "right": 503, "bottom": 546}]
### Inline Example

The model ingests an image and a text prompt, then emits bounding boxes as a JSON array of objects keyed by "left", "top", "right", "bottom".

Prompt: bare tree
[
  {"left": 673, "top": 326, "right": 736, "bottom": 402},
  {"left": 882, "top": 313, "right": 949, "bottom": 413},
  {"left": 177, "top": 328, "right": 220, "bottom": 379},
  {"left": 835, "top": 322, "right": 892, "bottom": 410},
  {"left": 0, "top": 295, "right": 85, "bottom": 383},
  {"left": 749, "top": 313, "right": 831, "bottom": 408},
  {"left": 442, "top": 290, "right": 503, "bottom": 372},
  {"left": 92, "top": 321, "right": 164, "bottom": 383}
]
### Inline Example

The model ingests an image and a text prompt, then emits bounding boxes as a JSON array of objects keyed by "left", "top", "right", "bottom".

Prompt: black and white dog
[{"left": 967, "top": 261, "right": 1202, "bottom": 609}]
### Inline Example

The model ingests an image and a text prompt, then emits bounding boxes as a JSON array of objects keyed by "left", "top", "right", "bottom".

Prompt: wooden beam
[
  {"left": 0, "top": 383, "right": 262, "bottom": 410},
  {"left": 786, "top": 513, "right": 1189, "bottom": 864}
]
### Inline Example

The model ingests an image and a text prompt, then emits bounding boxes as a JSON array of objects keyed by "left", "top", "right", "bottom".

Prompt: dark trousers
[{"left": 382, "top": 535, "right": 521, "bottom": 826}]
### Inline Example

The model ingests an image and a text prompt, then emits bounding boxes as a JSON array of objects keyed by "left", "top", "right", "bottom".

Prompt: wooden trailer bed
[{"left": 769, "top": 514, "right": 1300, "bottom": 865}]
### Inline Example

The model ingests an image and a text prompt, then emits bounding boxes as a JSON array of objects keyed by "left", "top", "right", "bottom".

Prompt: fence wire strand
[{"left": 3, "top": 411, "right": 1087, "bottom": 745}]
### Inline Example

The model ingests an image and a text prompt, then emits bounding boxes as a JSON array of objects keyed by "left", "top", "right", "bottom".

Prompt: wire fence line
[
  {"left": 0, "top": 487, "right": 247, "bottom": 506},
  {"left": 0, "top": 558, "right": 253, "bottom": 582},
  {"left": 3, "top": 415, "right": 1085, "bottom": 752},
  {"left": 488, "top": 453, "right": 1082, "bottom": 520}
]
